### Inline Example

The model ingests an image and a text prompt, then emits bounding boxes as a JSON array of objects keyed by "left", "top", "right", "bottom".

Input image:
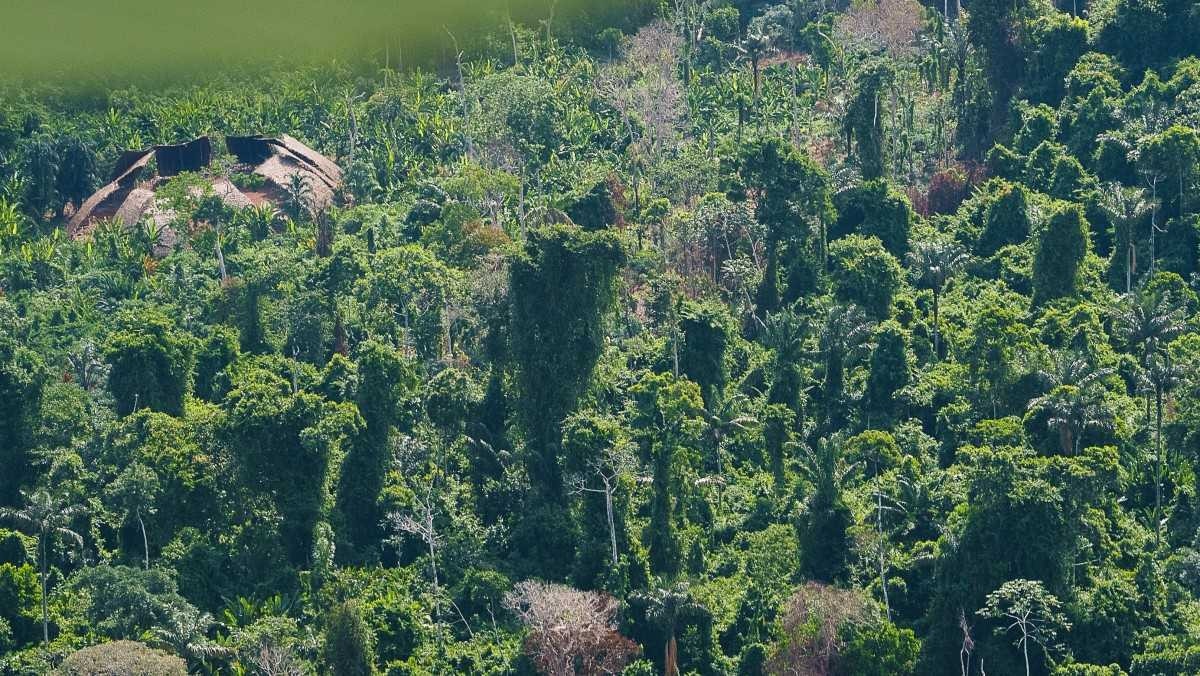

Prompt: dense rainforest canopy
[{"left": 2, "top": 0, "right": 1200, "bottom": 674}]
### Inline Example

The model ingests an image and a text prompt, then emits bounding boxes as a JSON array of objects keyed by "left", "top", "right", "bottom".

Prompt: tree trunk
[
  {"left": 605, "top": 484, "right": 618, "bottom": 566},
  {"left": 215, "top": 234, "right": 227, "bottom": 282},
  {"left": 1126, "top": 237, "right": 1133, "bottom": 294},
  {"left": 1150, "top": 179, "right": 1159, "bottom": 275},
  {"left": 933, "top": 290, "right": 941, "bottom": 360},
  {"left": 138, "top": 507, "right": 149, "bottom": 570},
  {"left": 665, "top": 633, "right": 679, "bottom": 676},
  {"left": 1155, "top": 386, "right": 1164, "bottom": 547},
  {"left": 40, "top": 535, "right": 49, "bottom": 646},
  {"left": 876, "top": 476, "right": 890, "bottom": 620}
]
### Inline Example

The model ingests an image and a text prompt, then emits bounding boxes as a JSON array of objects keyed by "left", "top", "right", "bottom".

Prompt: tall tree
[
  {"left": 104, "top": 307, "right": 194, "bottom": 418},
  {"left": 631, "top": 372, "right": 704, "bottom": 578},
  {"left": 844, "top": 60, "right": 896, "bottom": 180},
  {"left": 509, "top": 224, "right": 625, "bottom": 503},
  {"left": 907, "top": 239, "right": 968, "bottom": 359},
  {"left": 631, "top": 583, "right": 709, "bottom": 676},
  {"left": 1032, "top": 203, "right": 1090, "bottom": 305},
  {"left": 817, "top": 304, "right": 875, "bottom": 431},
  {"left": 977, "top": 579, "right": 1069, "bottom": 676},
  {"left": 0, "top": 331, "right": 47, "bottom": 505},
  {"left": 864, "top": 321, "right": 911, "bottom": 426},
  {"left": 1097, "top": 182, "right": 1152, "bottom": 293},
  {"left": 1026, "top": 384, "right": 1111, "bottom": 456},
  {"left": 1, "top": 490, "right": 85, "bottom": 646},
  {"left": 322, "top": 601, "right": 376, "bottom": 676},
  {"left": 335, "top": 341, "right": 416, "bottom": 563},
  {"left": 796, "top": 439, "right": 854, "bottom": 583},
  {"left": 105, "top": 463, "right": 162, "bottom": 570},
  {"left": 723, "top": 136, "right": 834, "bottom": 312},
  {"left": 1139, "top": 125, "right": 1200, "bottom": 224}
]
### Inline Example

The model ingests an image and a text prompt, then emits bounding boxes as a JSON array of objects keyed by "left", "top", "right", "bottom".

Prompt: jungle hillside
[{"left": 2, "top": 0, "right": 1200, "bottom": 674}]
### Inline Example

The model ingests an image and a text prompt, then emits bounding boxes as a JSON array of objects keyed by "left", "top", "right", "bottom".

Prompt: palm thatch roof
[{"left": 68, "top": 134, "right": 342, "bottom": 239}]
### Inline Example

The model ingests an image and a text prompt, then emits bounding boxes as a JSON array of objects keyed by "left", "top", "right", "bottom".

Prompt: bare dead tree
[
  {"left": 959, "top": 609, "right": 975, "bottom": 676},
  {"left": 835, "top": 0, "right": 923, "bottom": 59},
  {"left": 504, "top": 581, "right": 639, "bottom": 676},
  {"left": 568, "top": 440, "right": 639, "bottom": 566},
  {"left": 248, "top": 642, "right": 306, "bottom": 676},
  {"left": 596, "top": 20, "right": 684, "bottom": 214},
  {"left": 387, "top": 484, "right": 447, "bottom": 648}
]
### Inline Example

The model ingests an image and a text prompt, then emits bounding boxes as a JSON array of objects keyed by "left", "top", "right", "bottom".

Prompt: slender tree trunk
[
  {"left": 40, "top": 535, "right": 49, "bottom": 646},
  {"left": 876, "top": 475, "right": 890, "bottom": 620},
  {"left": 138, "top": 507, "right": 149, "bottom": 570},
  {"left": 1022, "top": 634, "right": 1030, "bottom": 676},
  {"left": 214, "top": 234, "right": 227, "bottom": 282},
  {"left": 605, "top": 484, "right": 618, "bottom": 566},
  {"left": 1126, "top": 236, "right": 1133, "bottom": 294},
  {"left": 1150, "top": 179, "right": 1159, "bottom": 275},
  {"left": 1155, "top": 386, "right": 1164, "bottom": 547},
  {"left": 428, "top": 521, "right": 443, "bottom": 654},
  {"left": 933, "top": 290, "right": 941, "bottom": 360}
]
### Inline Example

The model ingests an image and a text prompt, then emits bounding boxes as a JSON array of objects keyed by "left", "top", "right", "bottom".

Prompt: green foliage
[
  {"left": 864, "top": 322, "right": 910, "bottom": 424},
  {"left": 679, "top": 300, "right": 732, "bottom": 408},
  {"left": 828, "top": 235, "right": 902, "bottom": 319},
  {"left": 0, "top": 3, "right": 1198, "bottom": 672},
  {"left": 509, "top": 224, "right": 625, "bottom": 501},
  {"left": 324, "top": 601, "right": 377, "bottom": 676},
  {"left": 1054, "top": 665, "right": 1127, "bottom": 676},
  {"left": 836, "top": 621, "right": 920, "bottom": 676},
  {"left": 0, "top": 563, "right": 40, "bottom": 647},
  {"left": 796, "top": 440, "right": 853, "bottom": 584},
  {"left": 223, "top": 358, "right": 362, "bottom": 567},
  {"left": 1033, "top": 203, "right": 1090, "bottom": 304},
  {"left": 1022, "top": 12, "right": 1088, "bottom": 105},
  {"left": 336, "top": 341, "right": 415, "bottom": 563},
  {"left": 104, "top": 307, "right": 194, "bottom": 417},
  {"left": 844, "top": 61, "right": 896, "bottom": 180},
  {"left": 723, "top": 136, "right": 833, "bottom": 309},
  {"left": 67, "top": 565, "right": 197, "bottom": 640},
  {"left": 0, "top": 331, "right": 47, "bottom": 503},
  {"left": 832, "top": 180, "right": 914, "bottom": 258},
  {"left": 193, "top": 325, "right": 239, "bottom": 401},
  {"left": 1130, "top": 636, "right": 1200, "bottom": 676}
]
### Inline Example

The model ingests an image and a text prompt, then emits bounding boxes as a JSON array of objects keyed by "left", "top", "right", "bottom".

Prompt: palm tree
[
  {"left": 762, "top": 308, "right": 809, "bottom": 413},
  {"left": 701, "top": 393, "right": 757, "bottom": 475},
  {"left": 1027, "top": 385, "right": 1112, "bottom": 456},
  {"left": 1142, "top": 354, "right": 1183, "bottom": 546},
  {"left": 281, "top": 173, "right": 314, "bottom": 222},
  {"left": 740, "top": 31, "right": 772, "bottom": 113},
  {"left": 763, "top": 309, "right": 808, "bottom": 365},
  {"left": 151, "top": 605, "right": 232, "bottom": 669},
  {"left": 907, "top": 239, "right": 969, "bottom": 359},
  {"left": 1097, "top": 182, "right": 1152, "bottom": 293},
  {"left": 67, "top": 340, "right": 108, "bottom": 392},
  {"left": 631, "top": 583, "right": 706, "bottom": 676},
  {"left": 1115, "top": 289, "right": 1188, "bottom": 368},
  {"left": 0, "top": 490, "right": 86, "bottom": 645},
  {"left": 241, "top": 203, "right": 280, "bottom": 241},
  {"left": 1114, "top": 287, "right": 1188, "bottom": 428},
  {"left": 106, "top": 463, "right": 161, "bottom": 570},
  {"left": 817, "top": 304, "right": 874, "bottom": 430},
  {"left": 1029, "top": 350, "right": 1115, "bottom": 392}
]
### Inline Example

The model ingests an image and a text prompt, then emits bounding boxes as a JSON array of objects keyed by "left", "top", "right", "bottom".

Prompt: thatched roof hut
[{"left": 68, "top": 134, "right": 342, "bottom": 239}]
